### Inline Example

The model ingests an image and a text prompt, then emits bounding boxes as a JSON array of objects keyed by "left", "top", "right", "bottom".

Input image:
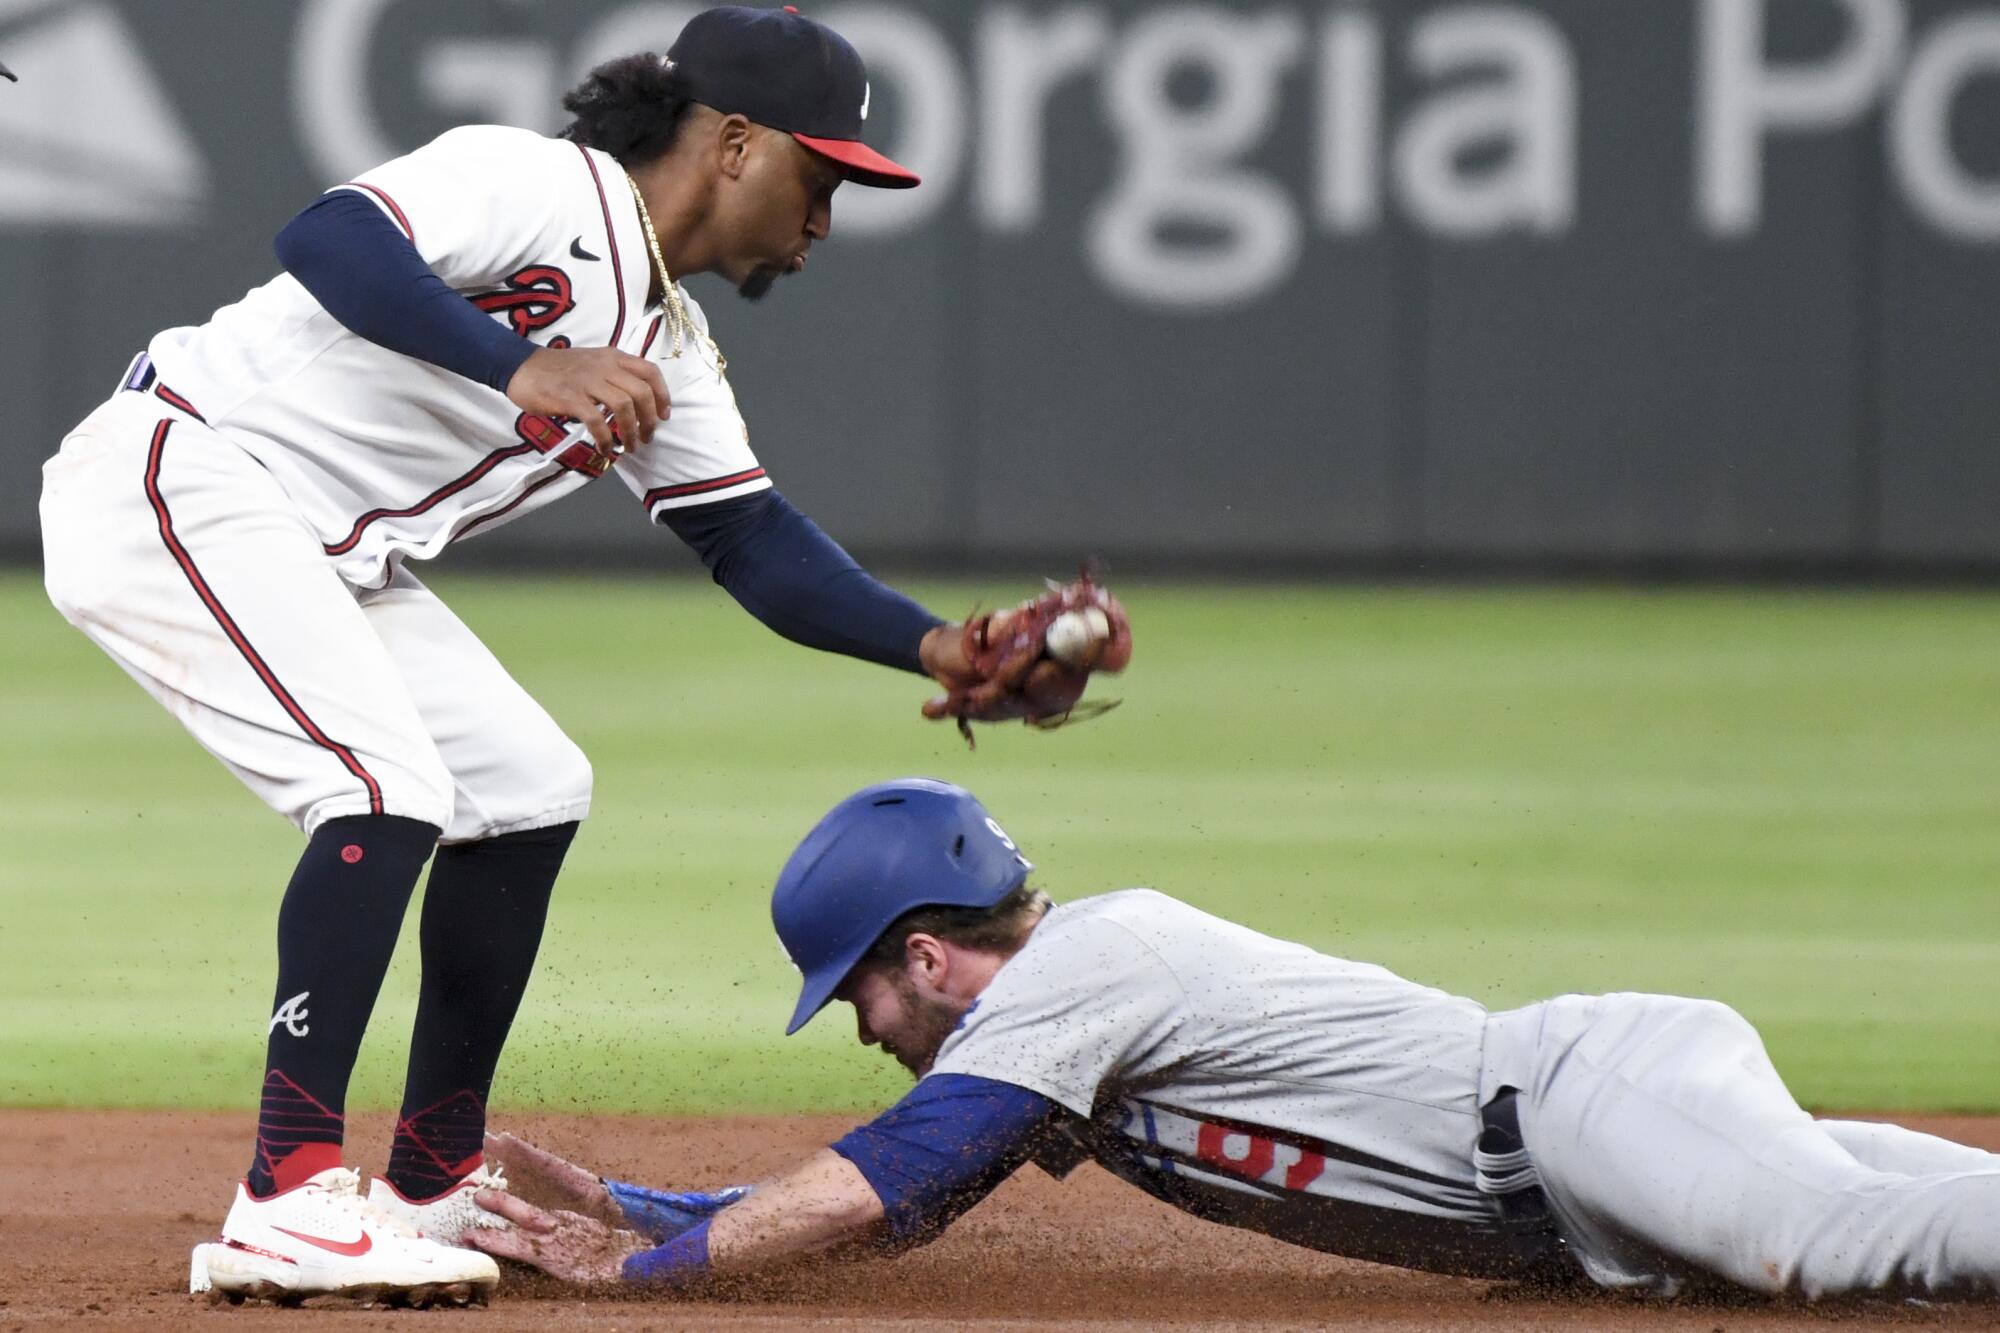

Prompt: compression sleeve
[
  {"left": 660, "top": 489, "right": 943, "bottom": 674},
  {"left": 829, "top": 1074, "right": 1058, "bottom": 1245},
  {"left": 621, "top": 1218, "right": 711, "bottom": 1287},
  {"left": 603, "top": 1181, "right": 751, "bottom": 1244},
  {"left": 274, "top": 189, "right": 537, "bottom": 393}
]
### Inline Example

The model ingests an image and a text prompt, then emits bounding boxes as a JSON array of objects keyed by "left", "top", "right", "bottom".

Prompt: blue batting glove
[{"left": 603, "top": 1179, "right": 752, "bottom": 1243}]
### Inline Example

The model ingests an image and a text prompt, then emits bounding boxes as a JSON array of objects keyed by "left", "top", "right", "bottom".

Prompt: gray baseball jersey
[
  {"left": 929, "top": 890, "right": 2000, "bottom": 1298},
  {"left": 929, "top": 889, "right": 1525, "bottom": 1276}
]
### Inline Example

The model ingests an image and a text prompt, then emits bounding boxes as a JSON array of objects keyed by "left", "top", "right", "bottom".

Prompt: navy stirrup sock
[
  {"left": 246, "top": 814, "right": 439, "bottom": 1198},
  {"left": 384, "top": 821, "right": 576, "bottom": 1200}
]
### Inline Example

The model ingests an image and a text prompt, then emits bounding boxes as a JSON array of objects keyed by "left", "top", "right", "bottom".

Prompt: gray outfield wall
[{"left": 3, "top": 0, "right": 1997, "bottom": 570}]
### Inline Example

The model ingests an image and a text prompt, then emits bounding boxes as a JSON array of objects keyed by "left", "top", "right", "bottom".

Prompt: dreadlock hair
[
  {"left": 860, "top": 884, "right": 1053, "bottom": 971},
  {"left": 559, "top": 53, "right": 697, "bottom": 167}
]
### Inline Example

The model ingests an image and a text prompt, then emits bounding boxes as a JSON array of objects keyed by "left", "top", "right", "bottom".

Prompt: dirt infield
[{"left": 4, "top": 1109, "right": 1999, "bottom": 1331}]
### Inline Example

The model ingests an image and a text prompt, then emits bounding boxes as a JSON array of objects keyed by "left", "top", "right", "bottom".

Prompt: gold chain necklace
[{"left": 623, "top": 169, "right": 726, "bottom": 378}]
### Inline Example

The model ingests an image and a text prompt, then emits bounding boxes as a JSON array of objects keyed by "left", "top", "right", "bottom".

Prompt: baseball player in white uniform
[
  {"left": 468, "top": 780, "right": 2000, "bottom": 1304},
  {"left": 38, "top": 7, "right": 1006, "bottom": 1307}
]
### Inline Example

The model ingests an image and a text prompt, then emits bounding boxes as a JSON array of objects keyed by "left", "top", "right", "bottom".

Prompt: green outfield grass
[{"left": 3, "top": 571, "right": 1998, "bottom": 1115}]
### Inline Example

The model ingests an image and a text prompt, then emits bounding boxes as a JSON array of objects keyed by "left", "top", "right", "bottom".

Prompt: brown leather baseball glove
[{"left": 922, "top": 570, "right": 1133, "bottom": 746}]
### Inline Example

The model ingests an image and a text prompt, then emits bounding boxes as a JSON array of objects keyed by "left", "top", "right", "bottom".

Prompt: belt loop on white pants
[
  {"left": 118, "top": 351, "right": 206, "bottom": 422},
  {"left": 122, "top": 351, "right": 157, "bottom": 393}
]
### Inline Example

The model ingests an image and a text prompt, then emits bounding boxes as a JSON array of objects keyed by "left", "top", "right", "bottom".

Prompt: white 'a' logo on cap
[{"left": 860, "top": 81, "right": 870, "bottom": 121}]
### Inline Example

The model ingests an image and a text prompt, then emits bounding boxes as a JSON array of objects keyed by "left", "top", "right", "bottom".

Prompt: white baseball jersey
[
  {"left": 928, "top": 889, "right": 1524, "bottom": 1276},
  {"left": 145, "top": 124, "right": 770, "bottom": 590},
  {"left": 41, "top": 123, "right": 782, "bottom": 841}
]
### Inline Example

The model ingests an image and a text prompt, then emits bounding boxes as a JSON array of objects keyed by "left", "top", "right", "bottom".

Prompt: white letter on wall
[
  {"left": 1317, "top": 7, "right": 1384, "bottom": 234},
  {"left": 1393, "top": 5, "right": 1577, "bottom": 238},
  {"left": 977, "top": 6, "right": 1109, "bottom": 231},
  {"left": 1696, "top": 0, "right": 1904, "bottom": 236},
  {"left": 818, "top": 4, "right": 966, "bottom": 237},
  {"left": 295, "top": 0, "right": 398, "bottom": 182},
  {"left": 1891, "top": 14, "right": 2000, "bottom": 240},
  {"left": 1088, "top": 6, "right": 1303, "bottom": 309}
]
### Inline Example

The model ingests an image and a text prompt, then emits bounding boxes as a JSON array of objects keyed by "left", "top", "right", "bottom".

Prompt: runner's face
[
  {"left": 720, "top": 127, "right": 840, "bottom": 300},
  {"left": 839, "top": 965, "right": 964, "bottom": 1079}
]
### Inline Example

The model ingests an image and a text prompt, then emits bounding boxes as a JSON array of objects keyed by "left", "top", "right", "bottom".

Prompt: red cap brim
[{"left": 793, "top": 133, "right": 920, "bottom": 189}]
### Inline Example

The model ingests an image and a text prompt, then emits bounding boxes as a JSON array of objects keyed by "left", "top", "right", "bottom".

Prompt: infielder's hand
[
  {"left": 482, "top": 1131, "right": 624, "bottom": 1229},
  {"left": 920, "top": 570, "right": 1133, "bottom": 746},
  {"left": 506, "top": 345, "right": 670, "bottom": 455},
  {"left": 463, "top": 1190, "right": 648, "bottom": 1286},
  {"left": 918, "top": 623, "right": 981, "bottom": 693}
]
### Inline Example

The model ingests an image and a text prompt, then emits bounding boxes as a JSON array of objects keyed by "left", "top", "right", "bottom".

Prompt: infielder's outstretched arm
[{"left": 662, "top": 489, "right": 956, "bottom": 676}]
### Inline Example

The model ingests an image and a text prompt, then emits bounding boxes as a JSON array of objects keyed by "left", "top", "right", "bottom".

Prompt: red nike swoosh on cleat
[{"left": 272, "top": 1225, "right": 373, "bottom": 1257}]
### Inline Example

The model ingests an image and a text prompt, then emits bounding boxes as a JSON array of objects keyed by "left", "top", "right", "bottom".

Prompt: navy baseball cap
[
  {"left": 669, "top": 5, "right": 918, "bottom": 189},
  {"left": 772, "top": 780, "right": 1031, "bottom": 1034}
]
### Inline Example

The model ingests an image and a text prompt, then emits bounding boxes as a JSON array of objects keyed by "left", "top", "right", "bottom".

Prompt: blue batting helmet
[{"left": 772, "top": 779, "right": 1032, "bottom": 1034}]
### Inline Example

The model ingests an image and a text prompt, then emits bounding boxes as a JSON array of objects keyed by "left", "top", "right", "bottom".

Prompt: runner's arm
[{"left": 628, "top": 1074, "right": 1059, "bottom": 1283}]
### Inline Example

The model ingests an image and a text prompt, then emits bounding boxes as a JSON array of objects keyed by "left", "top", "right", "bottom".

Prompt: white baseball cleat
[
  {"left": 366, "top": 1161, "right": 515, "bottom": 1245},
  {"left": 188, "top": 1166, "right": 499, "bottom": 1307}
]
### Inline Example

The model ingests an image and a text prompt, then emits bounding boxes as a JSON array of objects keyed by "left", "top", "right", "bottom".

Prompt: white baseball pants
[
  {"left": 40, "top": 390, "right": 591, "bottom": 842},
  {"left": 1483, "top": 992, "right": 2000, "bottom": 1300}
]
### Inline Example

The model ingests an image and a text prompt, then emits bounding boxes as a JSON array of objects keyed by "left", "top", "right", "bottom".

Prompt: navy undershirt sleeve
[
  {"left": 273, "top": 190, "right": 536, "bottom": 394},
  {"left": 660, "top": 489, "right": 943, "bottom": 674},
  {"left": 829, "top": 1073, "right": 1059, "bottom": 1246}
]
